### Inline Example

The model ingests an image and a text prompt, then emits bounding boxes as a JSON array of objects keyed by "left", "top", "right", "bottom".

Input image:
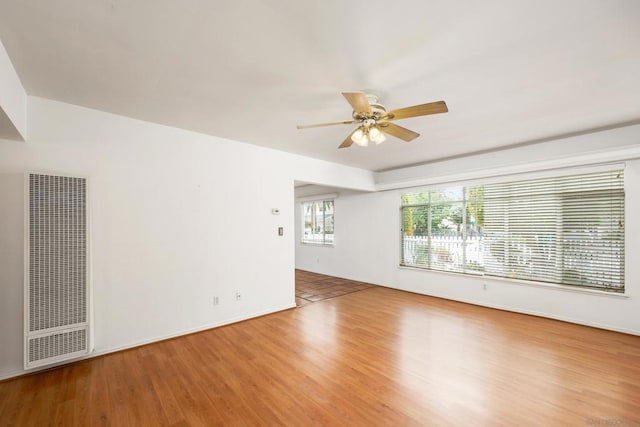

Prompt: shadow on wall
[{"left": 0, "top": 173, "right": 26, "bottom": 375}]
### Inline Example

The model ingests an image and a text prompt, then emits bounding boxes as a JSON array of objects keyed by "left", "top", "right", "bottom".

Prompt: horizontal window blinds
[{"left": 401, "top": 169, "right": 625, "bottom": 292}]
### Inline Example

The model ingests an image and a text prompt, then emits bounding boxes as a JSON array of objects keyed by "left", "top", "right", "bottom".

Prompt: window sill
[
  {"left": 398, "top": 265, "right": 629, "bottom": 298},
  {"left": 301, "top": 241, "right": 334, "bottom": 247}
]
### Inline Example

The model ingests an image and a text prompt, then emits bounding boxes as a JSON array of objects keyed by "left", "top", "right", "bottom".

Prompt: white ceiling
[{"left": 1, "top": 0, "right": 639, "bottom": 171}]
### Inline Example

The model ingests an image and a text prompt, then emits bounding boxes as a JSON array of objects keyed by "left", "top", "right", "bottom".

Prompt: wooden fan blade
[
  {"left": 342, "top": 92, "right": 372, "bottom": 114},
  {"left": 386, "top": 100, "right": 448, "bottom": 120},
  {"left": 338, "top": 133, "right": 354, "bottom": 149},
  {"left": 297, "top": 119, "right": 357, "bottom": 129},
  {"left": 379, "top": 122, "right": 420, "bottom": 142}
]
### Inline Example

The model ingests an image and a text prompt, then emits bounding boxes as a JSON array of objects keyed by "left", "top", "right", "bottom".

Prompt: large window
[
  {"left": 302, "top": 199, "right": 334, "bottom": 245},
  {"left": 400, "top": 169, "right": 625, "bottom": 292}
]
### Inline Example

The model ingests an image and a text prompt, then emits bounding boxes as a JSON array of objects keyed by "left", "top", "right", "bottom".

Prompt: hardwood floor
[
  {"left": 1, "top": 281, "right": 639, "bottom": 425},
  {"left": 295, "top": 269, "right": 375, "bottom": 307}
]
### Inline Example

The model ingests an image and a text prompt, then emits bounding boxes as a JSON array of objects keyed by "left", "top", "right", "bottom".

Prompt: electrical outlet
[
  {"left": 213, "top": 296, "right": 220, "bottom": 305},
  {"left": 236, "top": 291, "right": 242, "bottom": 301},
  {"left": 483, "top": 282, "right": 488, "bottom": 291}
]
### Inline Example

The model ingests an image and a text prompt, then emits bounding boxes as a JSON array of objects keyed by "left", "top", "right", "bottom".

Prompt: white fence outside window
[{"left": 402, "top": 235, "right": 484, "bottom": 269}]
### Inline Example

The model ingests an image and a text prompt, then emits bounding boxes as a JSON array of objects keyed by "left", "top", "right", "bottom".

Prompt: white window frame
[
  {"left": 300, "top": 197, "right": 335, "bottom": 246},
  {"left": 399, "top": 166, "right": 625, "bottom": 293}
]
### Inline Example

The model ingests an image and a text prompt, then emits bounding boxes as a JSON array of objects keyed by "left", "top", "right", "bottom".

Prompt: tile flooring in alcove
[{"left": 295, "top": 269, "right": 375, "bottom": 307}]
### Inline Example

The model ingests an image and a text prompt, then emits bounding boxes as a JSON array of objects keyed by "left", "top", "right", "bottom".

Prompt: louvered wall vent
[{"left": 25, "top": 173, "right": 91, "bottom": 369}]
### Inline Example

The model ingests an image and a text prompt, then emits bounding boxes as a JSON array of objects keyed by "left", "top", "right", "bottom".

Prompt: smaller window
[{"left": 302, "top": 199, "right": 334, "bottom": 245}]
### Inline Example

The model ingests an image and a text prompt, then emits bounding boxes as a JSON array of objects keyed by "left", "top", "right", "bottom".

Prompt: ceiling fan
[{"left": 297, "top": 92, "right": 448, "bottom": 148}]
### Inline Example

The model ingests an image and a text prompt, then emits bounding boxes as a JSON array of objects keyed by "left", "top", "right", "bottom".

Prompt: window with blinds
[
  {"left": 400, "top": 169, "right": 625, "bottom": 292},
  {"left": 302, "top": 199, "right": 334, "bottom": 245}
]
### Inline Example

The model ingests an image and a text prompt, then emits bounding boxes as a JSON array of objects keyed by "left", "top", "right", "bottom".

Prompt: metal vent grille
[
  {"left": 25, "top": 173, "right": 90, "bottom": 368},
  {"left": 28, "top": 329, "right": 87, "bottom": 363}
]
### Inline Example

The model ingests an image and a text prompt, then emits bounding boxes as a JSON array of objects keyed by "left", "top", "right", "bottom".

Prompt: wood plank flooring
[{"left": 1, "top": 274, "right": 639, "bottom": 426}]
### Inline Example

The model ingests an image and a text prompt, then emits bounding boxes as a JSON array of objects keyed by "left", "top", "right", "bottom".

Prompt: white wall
[
  {"left": 2, "top": 95, "right": 637, "bottom": 382},
  {"left": 0, "top": 38, "right": 27, "bottom": 141},
  {"left": 0, "top": 96, "right": 375, "bottom": 379},
  {"left": 297, "top": 125, "right": 640, "bottom": 335}
]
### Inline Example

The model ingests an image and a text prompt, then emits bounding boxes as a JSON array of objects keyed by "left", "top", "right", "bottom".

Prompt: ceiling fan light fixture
[
  {"left": 356, "top": 133, "right": 369, "bottom": 147},
  {"left": 374, "top": 131, "right": 386, "bottom": 145},
  {"left": 351, "top": 127, "right": 364, "bottom": 143},
  {"left": 368, "top": 125, "right": 386, "bottom": 144},
  {"left": 351, "top": 124, "right": 384, "bottom": 147}
]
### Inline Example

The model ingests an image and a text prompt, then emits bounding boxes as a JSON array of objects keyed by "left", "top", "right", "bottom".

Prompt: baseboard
[
  {"left": 389, "top": 284, "right": 640, "bottom": 336},
  {"left": 92, "top": 303, "right": 297, "bottom": 358},
  {"left": 0, "top": 302, "right": 296, "bottom": 382},
  {"left": 300, "top": 269, "right": 639, "bottom": 335}
]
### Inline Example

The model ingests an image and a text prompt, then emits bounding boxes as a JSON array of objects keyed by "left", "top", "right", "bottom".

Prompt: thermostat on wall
[{"left": 271, "top": 208, "right": 280, "bottom": 215}]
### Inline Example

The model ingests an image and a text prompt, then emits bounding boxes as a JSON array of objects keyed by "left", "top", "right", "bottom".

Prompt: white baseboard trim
[
  {"left": 388, "top": 284, "right": 640, "bottom": 336},
  {"left": 0, "top": 302, "right": 296, "bottom": 382}
]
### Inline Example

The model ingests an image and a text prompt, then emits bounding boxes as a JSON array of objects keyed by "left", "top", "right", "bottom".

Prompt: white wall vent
[{"left": 24, "top": 173, "right": 91, "bottom": 369}]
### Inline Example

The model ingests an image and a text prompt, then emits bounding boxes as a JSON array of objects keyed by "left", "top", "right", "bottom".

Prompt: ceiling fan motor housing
[{"left": 352, "top": 99, "right": 387, "bottom": 121}]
